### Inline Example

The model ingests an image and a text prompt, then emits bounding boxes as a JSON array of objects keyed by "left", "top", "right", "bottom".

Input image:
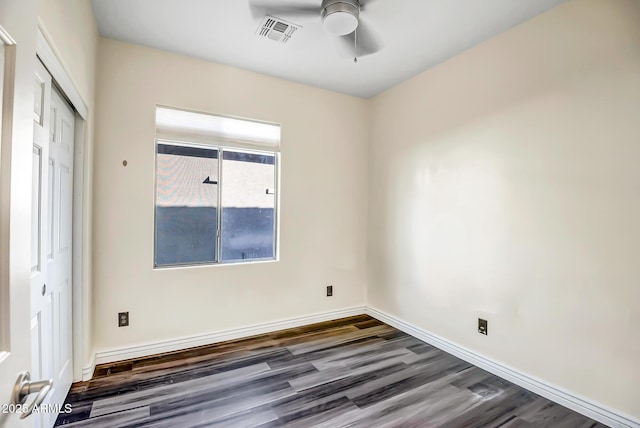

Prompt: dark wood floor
[{"left": 55, "top": 315, "right": 606, "bottom": 427}]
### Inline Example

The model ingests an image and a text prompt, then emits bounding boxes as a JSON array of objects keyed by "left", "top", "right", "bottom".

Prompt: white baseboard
[
  {"left": 93, "top": 306, "right": 367, "bottom": 368},
  {"left": 365, "top": 306, "right": 639, "bottom": 428},
  {"left": 81, "top": 354, "right": 95, "bottom": 381},
  {"left": 87, "top": 304, "right": 637, "bottom": 427}
]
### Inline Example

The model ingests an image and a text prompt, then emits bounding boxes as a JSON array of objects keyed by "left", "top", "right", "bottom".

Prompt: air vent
[{"left": 256, "top": 16, "right": 301, "bottom": 44}]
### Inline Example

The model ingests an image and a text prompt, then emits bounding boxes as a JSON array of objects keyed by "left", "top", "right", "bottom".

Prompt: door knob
[{"left": 11, "top": 371, "right": 53, "bottom": 419}]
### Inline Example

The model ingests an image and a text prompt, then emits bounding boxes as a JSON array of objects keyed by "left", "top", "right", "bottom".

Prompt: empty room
[{"left": 0, "top": 0, "right": 638, "bottom": 427}]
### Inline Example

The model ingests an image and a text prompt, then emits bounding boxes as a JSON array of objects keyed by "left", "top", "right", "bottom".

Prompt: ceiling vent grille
[{"left": 257, "top": 16, "right": 301, "bottom": 44}]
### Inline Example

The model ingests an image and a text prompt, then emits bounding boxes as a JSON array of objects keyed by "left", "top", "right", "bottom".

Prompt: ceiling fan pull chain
[{"left": 354, "top": 28, "right": 358, "bottom": 63}]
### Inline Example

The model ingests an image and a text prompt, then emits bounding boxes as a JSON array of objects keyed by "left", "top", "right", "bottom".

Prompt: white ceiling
[{"left": 91, "top": 0, "right": 566, "bottom": 98}]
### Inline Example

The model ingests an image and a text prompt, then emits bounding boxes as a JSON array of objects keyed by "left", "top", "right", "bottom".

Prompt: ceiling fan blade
[
  {"left": 249, "top": 2, "right": 320, "bottom": 20},
  {"left": 338, "top": 19, "right": 381, "bottom": 58}
]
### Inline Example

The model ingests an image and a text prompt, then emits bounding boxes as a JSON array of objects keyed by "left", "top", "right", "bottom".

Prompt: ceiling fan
[{"left": 250, "top": 0, "right": 381, "bottom": 60}]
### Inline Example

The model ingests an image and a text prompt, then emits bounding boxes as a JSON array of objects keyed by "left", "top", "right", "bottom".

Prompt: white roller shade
[{"left": 156, "top": 106, "right": 280, "bottom": 149}]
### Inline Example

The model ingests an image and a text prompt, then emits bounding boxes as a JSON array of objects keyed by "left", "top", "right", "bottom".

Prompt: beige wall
[
  {"left": 369, "top": 0, "right": 640, "bottom": 418},
  {"left": 92, "top": 39, "right": 369, "bottom": 352},
  {"left": 38, "top": 0, "right": 98, "bottom": 105},
  {"left": 38, "top": 0, "right": 99, "bottom": 376}
]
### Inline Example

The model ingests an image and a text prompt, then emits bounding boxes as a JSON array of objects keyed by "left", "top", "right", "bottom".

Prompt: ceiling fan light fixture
[{"left": 321, "top": 0, "right": 360, "bottom": 35}]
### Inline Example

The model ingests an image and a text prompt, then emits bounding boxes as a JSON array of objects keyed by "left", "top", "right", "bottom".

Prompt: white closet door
[{"left": 30, "top": 59, "right": 74, "bottom": 428}]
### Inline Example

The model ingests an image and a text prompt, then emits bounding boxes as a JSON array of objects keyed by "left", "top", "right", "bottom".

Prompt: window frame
[{"left": 153, "top": 137, "right": 280, "bottom": 269}]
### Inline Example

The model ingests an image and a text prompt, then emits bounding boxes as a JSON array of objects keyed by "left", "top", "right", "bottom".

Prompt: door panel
[
  {"left": 30, "top": 313, "right": 42, "bottom": 388},
  {"left": 31, "top": 146, "right": 42, "bottom": 272},
  {"left": 33, "top": 77, "right": 44, "bottom": 125},
  {"left": 26, "top": 61, "right": 75, "bottom": 428},
  {"left": 47, "top": 159, "right": 54, "bottom": 261},
  {"left": 44, "top": 86, "right": 75, "bottom": 426},
  {"left": 30, "top": 58, "right": 52, "bottom": 428},
  {"left": 57, "top": 165, "right": 70, "bottom": 253}
]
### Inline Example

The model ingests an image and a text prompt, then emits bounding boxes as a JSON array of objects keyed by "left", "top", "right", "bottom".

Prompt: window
[{"left": 154, "top": 107, "right": 279, "bottom": 267}]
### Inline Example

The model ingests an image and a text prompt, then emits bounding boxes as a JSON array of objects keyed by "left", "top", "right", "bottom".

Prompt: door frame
[
  {"left": 35, "top": 26, "right": 90, "bottom": 383},
  {"left": 0, "top": 23, "right": 17, "bottom": 370}
]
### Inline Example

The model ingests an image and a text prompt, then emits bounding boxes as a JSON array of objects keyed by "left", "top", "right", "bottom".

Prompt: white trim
[
  {"left": 0, "top": 27, "right": 16, "bottom": 360},
  {"left": 71, "top": 115, "right": 85, "bottom": 382},
  {"left": 365, "top": 306, "right": 640, "bottom": 428},
  {"left": 93, "top": 307, "right": 367, "bottom": 366},
  {"left": 35, "top": 25, "right": 88, "bottom": 119},
  {"left": 0, "top": 25, "right": 16, "bottom": 45},
  {"left": 81, "top": 354, "right": 95, "bottom": 382}
]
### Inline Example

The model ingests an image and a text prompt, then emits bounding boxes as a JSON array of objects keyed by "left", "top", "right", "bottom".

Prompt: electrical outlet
[
  {"left": 326, "top": 285, "right": 333, "bottom": 297},
  {"left": 118, "top": 312, "right": 129, "bottom": 327},
  {"left": 478, "top": 318, "right": 488, "bottom": 335}
]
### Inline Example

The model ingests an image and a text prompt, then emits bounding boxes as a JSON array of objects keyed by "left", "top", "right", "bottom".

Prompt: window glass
[
  {"left": 221, "top": 150, "right": 276, "bottom": 262},
  {"left": 155, "top": 144, "right": 218, "bottom": 266}
]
